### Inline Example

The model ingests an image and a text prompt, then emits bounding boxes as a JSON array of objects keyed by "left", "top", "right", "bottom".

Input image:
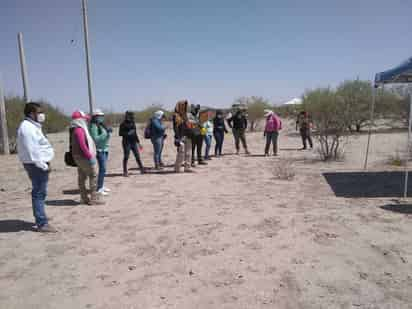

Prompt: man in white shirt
[{"left": 17, "top": 102, "right": 57, "bottom": 233}]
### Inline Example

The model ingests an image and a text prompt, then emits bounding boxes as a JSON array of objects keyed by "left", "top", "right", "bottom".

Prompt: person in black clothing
[
  {"left": 119, "top": 111, "right": 145, "bottom": 176},
  {"left": 296, "top": 111, "right": 313, "bottom": 150},
  {"left": 191, "top": 104, "right": 207, "bottom": 166},
  {"left": 227, "top": 110, "right": 250, "bottom": 155},
  {"left": 213, "top": 110, "right": 228, "bottom": 156}
]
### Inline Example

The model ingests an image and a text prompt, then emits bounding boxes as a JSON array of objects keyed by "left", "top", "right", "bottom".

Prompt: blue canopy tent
[{"left": 364, "top": 57, "right": 412, "bottom": 198}]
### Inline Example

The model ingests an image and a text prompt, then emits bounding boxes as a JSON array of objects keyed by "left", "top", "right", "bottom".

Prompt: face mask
[
  {"left": 96, "top": 116, "right": 104, "bottom": 124},
  {"left": 37, "top": 113, "right": 46, "bottom": 123}
]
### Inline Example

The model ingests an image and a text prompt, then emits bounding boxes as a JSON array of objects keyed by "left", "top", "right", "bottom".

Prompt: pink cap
[{"left": 71, "top": 110, "right": 90, "bottom": 120}]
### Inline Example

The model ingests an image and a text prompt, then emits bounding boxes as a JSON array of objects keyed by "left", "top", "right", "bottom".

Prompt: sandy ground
[{"left": 1, "top": 121, "right": 412, "bottom": 309}]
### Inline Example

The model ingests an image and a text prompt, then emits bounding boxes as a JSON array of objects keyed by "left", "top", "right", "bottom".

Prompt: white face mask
[{"left": 37, "top": 113, "right": 46, "bottom": 123}]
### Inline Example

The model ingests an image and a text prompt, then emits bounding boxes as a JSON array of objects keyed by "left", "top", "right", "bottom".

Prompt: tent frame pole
[
  {"left": 404, "top": 88, "right": 412, "bottom": 198},
  {"left": 364, "top": 82, "right": 376, "bottom": 169}
]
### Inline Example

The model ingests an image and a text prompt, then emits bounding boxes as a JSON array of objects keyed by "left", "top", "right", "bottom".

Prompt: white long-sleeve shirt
[{"left": 17, "top": 118, "right": 54, "bottom": 171}]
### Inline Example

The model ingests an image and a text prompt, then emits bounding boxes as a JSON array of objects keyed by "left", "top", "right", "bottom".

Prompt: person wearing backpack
[
  {"left": 70, "top": 110, "right": 105, "bottom": 206},
  {"left": 150, "top": 110, "right": 166, "bottom": 170},
  {"left": 119, "top": 111, "right": 145, "bottom": 176},
  {"left": 173, "top": 100, "right": 194, "bottom": 173},
  {"left": 90, "top": 109, "right": 112, "bottom": 196},
  {"left": 190, "top": 104, "right": 207, "bottom": 166},
  {"left": 263, "top": 110, "right": 282, "bottom": 156}
]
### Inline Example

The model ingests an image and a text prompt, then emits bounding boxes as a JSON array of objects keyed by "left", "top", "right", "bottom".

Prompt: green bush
[{"left": 2, "top": 97, "right": 69, "bottom": 153}]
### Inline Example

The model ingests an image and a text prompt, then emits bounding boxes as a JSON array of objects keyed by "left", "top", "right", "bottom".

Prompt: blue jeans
[
  {"left": 96, "top": 151, "right": 108, "bottom": 191},
  {"left": 204, "top": 135, "right": 212, "bottom": 159},
  {"left": 23, "top": 164, "right": 49, "bottom": 227},
  {"left": 151, "top": 136, "right": 164, "bottom": 167}
]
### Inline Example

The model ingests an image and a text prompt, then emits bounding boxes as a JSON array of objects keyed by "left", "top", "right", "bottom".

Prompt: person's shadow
[{"left": 0, "top": 220, "right": 35, "bottom": 233}]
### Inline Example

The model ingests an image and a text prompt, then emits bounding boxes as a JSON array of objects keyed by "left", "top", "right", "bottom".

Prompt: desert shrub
[
  {"left": 273, "top": 160, "right": 295, "bottom": 180},
  {"left": 303, "top": 88, "right": 347, "bottom": 161},
  {"left": 387, "top": 151, "right": 404, "bottom": 166},
  {"left": 1, "top": 97, "right": 69, "bottom": 153}
]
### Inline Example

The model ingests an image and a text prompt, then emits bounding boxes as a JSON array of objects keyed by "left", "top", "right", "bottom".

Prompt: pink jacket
[
  {"left": 265, "top": 114, "right": 282, "bottom": 132},
  {"left": 73, "top": 127, "right": 94, "bottom": 160}
]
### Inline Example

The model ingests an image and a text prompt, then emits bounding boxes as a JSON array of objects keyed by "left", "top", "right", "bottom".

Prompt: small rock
[
  {"left": 0, "top": 188, "right": 6, "bottom": 192},
  {"left": 128, "top": 265, "right": 136, "bottom": 271},
  {"left": 189, "top": 270, "right": 194, "bottom": 276},
  {"left": 160, "top": 296, "right": 166, "bottom": 300}
]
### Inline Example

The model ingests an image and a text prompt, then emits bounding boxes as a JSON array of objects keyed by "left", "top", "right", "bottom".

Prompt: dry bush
[{"left": 273, "top": 160, "right": 295, "bottom": 181}]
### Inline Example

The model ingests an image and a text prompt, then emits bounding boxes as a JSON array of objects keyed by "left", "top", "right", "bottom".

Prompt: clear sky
[{"left": 1, "top": 0, "right": 411, "bottom": 112}]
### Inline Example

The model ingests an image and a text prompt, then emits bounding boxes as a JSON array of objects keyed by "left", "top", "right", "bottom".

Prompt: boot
[{"left": 123, "top": 160, "right": 129, "bottom": 177}]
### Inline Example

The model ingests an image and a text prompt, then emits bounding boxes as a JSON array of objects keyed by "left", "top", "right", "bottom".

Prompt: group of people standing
[{"left": 16, "top": 100, "right": 313, "bottom": 233}]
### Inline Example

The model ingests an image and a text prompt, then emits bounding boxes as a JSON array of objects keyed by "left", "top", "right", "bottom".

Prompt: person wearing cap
[
  {"left": 119, "top": 111, "right": 145, "bottom": 176},
  {"left": 150, "top": 110, "right": 166, "bottom": 170},
  {"left": 17, "top": 102, "right": 57, "bottom": 233},
  {"left": 227, "top": 109, "right": 250, "bottom": 155},
  {"left": 296, "top": 111, "right": 313, "bottom": 150},
  {"left": 70, "top": 110, "right": 105, "bottom": 205},
  {"left": 263, "top": 109, "right": 282, "bottom": 156},
  {"left": 89, "top": 109, "right": 112, "bottom": 195}
]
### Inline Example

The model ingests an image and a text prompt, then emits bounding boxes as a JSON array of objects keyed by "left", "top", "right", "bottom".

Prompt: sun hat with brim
[
  {"left": 92, "top": 109, "right": 105, "bottom": 116},
  {"left": 71, "top": 110, "right": 90, "bottom": 120}
]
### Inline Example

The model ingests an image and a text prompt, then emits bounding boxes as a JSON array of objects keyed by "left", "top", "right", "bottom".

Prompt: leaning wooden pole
[{"left": 0, "top": 76, "right": 10, "bottom": 155}]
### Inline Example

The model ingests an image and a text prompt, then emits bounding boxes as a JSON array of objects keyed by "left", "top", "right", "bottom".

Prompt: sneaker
[
  {"left": 37, "top": 224, "right": 58, "bottom": 233},
  {"left": 103, "top": 187, "right": 111, "bottom": 193},
  {"left": 191, "top": 163, "right": 196, "bottom": 168},
  {"left": 98, "top": 189, "right": 109, "bottom": 196},
  {"left": 199, "top": 161, "right": 208, "bottom": 165}
]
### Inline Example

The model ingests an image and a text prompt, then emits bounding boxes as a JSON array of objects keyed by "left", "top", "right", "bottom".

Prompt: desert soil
[{"left": 1, "top": 121, "right": 412, "bottom": 309}]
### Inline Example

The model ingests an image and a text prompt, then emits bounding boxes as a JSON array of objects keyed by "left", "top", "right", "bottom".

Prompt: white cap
[{"left": 93, "top": 108, "right": 105, "bottom": 116}]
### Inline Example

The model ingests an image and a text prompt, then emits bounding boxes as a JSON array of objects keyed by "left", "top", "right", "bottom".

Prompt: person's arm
[
  {"left": 244, "top": 117, "right": 248, "bottom": 130},
  {"left": 119, "top": 123, "right": 126, "bottom": 137},
  {"left": 223, "top": 120, "right": 228, "bottom": 133},
  {"left": 152, "top": 118, "right": 165, "bottom": 134},
  {"left": 73, "top": 127, "right": 94, "bottom": 160},
  {"left": 227, "top": 117, "right": 233, "bottom": 129}
]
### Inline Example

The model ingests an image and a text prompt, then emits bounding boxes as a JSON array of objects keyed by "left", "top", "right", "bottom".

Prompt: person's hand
[
  {"left": 89, "top": 158, "right": 97, "bottom": 166},
  {"left": 128, "top": 129, "right": 136, "bottom": 136},
  {"left": 163, "top": 134, "right": 168, "bottom": 139},
  {"left": 107, "top": 127, "right": 113, "bottom": 134},
  {"left": 174, "top": 139, "right": 181, "bottom": 147},
  {"left": 35, "top": 161, "right": 49, "bottom": 171},
  {"left": 263, "top": 132, "right": 266, "bottom": 138}
]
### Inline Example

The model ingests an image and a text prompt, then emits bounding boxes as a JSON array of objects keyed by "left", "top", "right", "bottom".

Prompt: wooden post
[{"left": 0, "top": 76, "right": 10, "bottom": 155}]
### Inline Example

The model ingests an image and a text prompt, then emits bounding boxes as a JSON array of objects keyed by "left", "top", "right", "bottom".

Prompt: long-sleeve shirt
[
  {"left": 150, "top": 117, "right": 165, "bottom": 139},
  {"left": 119, "top": 120, "right": 140, "bottom": 144},
  {"left": 73, "top": 127, "right": 94, "bottom": 160},
  {"left": 89, "top": 123, "right": 110, "bottom": 152},
  {"left": 17, "top": 118, "right": 54, "bottom": 171},
  {"left": 228, "top": 113, "right": 248, "bottom": 130}
]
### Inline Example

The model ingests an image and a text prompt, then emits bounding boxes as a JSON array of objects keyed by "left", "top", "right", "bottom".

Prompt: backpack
[
  {"left": 64, "top": 128, "right": 77, "bottom": 167},
  {"left": 144, "top": 119, "right": 152, "bottom": 139}
]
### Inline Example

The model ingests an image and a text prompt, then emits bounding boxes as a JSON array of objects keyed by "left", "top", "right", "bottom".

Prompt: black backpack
[{"left": 64, "top": 128, "right": 77, "bottom": 167}]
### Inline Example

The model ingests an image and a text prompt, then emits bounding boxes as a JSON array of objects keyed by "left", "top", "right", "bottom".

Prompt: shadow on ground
[
  {"left": 323, "top": 171, "right": 412, "bottom": 198},
  {"left": 46, "top": 199, "right": 80, "bottom": 206},
  {"left": 380, "top": 204, "right": 412, "bottom": 214},
  {"left": 0, "top": 220, "right": 35, "bottom": 233}
]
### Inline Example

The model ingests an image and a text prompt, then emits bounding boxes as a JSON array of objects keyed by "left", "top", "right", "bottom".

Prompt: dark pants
[
  {"left": 96, "top": 151, "right": 108, "bottom": 191},
  {"left": 265, "top": 131, "right": 279, "bottom": 155},
  {"left": 233, "top": 128, "right": 248, "bottom": 152},
  {"left": 23, "top": 164, "right": 49, "bottom": 227},
  {"left": 192, "top": 135, "right": 204, "bottom": 163},
  {"left": 300, "top": 128, "right": 313, "bottom": 149},
  {"left": 122, "top": 141, "right": 144, "bottom": 172},
  {"left": 214, "top": 130, "right": 225, "bottom": 156}
]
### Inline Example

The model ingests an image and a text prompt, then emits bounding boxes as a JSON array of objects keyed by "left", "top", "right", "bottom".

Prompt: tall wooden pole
[
  {"left": 82, "top": 0, "right": 95, "bottom": 115},
  {"left": 18, "top": 32, "right": 29, "bottom": 102},
  {"left": 0, "top": 75, "right": 10, "bottom": 155}
]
